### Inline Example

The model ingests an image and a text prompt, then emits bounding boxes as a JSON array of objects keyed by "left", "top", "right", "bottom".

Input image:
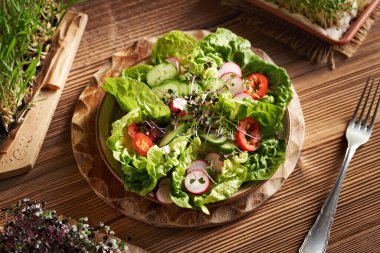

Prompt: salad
[{"left": 102, "top": 28, "right": 293, "bottom": 214}]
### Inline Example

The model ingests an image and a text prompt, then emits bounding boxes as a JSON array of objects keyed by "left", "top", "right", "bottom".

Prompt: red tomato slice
[
  {"left": 245, "top": 73, "right": 268, "bottom": 100},
  {"left": 132, "top": 133, "right": 153, "bottom": 156},
  {"left": 236, "top": 118, "right": 261, "bottom": 152},
  {"left": 127, "top": 123, "right": 139, "bottom": 139}
]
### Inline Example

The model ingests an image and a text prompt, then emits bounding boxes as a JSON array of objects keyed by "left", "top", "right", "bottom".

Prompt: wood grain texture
[
  {"left": 0, "top": 12, "right": 88, "bottom": 178},
  {"left": 71, "top": 30, "right": 304, "bottom": 228},
  {"left": 0, "top": 0, "right": 380, "bottom": 252}
]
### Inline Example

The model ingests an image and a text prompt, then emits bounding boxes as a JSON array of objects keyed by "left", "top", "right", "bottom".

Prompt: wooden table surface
[{"left": 1, "top": 1, "right": 380, "bottom": 252}]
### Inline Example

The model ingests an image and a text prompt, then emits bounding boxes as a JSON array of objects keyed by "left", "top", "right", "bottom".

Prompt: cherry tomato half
[
  {"left": 127, "top": 123, "right": 139, "bottom": 139},
  {"left": 245, "top": 73, "right": 268, "bottom": 100},
  {"left": 236, "top": 118, "right": 261, "bottom": 152},
  {"left": 132, "top": 133, "right": 153, "bottom": 156}
]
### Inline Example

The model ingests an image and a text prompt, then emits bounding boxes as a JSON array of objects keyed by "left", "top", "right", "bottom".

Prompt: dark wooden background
[{"left": 1, "top": 0, "right": 380, "bottom": 252}]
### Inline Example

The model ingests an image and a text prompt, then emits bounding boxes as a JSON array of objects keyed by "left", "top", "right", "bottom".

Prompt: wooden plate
[
  {"left": 247, "top": 0, "right": 380, "bottom": 45},
  {"left": 71, "top": 30, "right": 305, "bottom": 228}
]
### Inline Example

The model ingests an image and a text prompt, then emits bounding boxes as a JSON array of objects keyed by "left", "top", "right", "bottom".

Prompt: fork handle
[{"left": 299, "top": 145, "right": 358, "bottom": 253}]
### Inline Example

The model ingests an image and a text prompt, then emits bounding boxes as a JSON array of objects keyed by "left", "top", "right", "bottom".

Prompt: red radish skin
[
  {"left": 234, "top": 92, "right": 254, "bottom": 101},
  {"left": 185, "top": 170, "right": 210, "bottom": 196},
  {"left": 220, "top": 73, "right": 245, "bottom": 96},
  {"left": 220, "top": 72, "right": 243, "bottom": 83},
  {"left": 167, "top": 56, "right": 181, "bottom": 73},
  {"left": 169, "top": 98, "right": 187, "bottom": 113},
  {"left": 218, "top": 62, "right": 242, "bottom": 78},
  {"left": 178, "top": 111, "right": 187, "bottom": 117},
  {"left": 156, "top": 184, "right": 173, "bottom": 204},
  {"left": 205, "top": 153, "right": 224, "bottom": 172},
  {"left": 187, "top": 160, "right": 208, "bottom": 174}
]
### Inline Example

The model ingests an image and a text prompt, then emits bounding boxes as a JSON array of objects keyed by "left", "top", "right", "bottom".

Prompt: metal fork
[{"left": 299, "top": 77, "right": 380, "bottom": 253}]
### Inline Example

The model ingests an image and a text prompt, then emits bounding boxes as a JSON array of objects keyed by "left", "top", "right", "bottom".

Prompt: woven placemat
[{"left": 222, "top": 0, "right": 380, "bottom": 69}]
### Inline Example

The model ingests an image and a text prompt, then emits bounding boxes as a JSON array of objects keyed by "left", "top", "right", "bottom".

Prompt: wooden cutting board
[
  {"left": 71, "top": 30, "right": 305, "bottom": 228},
  {"left": 0, "top": 11, "right": 88, "bottom": 179}
]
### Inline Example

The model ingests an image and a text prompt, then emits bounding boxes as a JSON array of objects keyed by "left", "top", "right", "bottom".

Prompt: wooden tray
[
  {"left": 248, "top": 0, "right": 380, "bottom": 45},
  {"left": 0, "top": 11, "right": 87, "bottom": 179},
  {"left": 71, "top": 30, "right": 305, "bottom": 228}
]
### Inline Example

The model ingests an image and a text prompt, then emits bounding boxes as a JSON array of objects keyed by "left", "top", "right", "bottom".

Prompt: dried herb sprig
[{"left": 0, "top": 199, "right": 128, "bottom": 253}]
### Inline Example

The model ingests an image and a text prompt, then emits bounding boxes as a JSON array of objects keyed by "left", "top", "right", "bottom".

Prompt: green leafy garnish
[
  {"left": 151, "top": 30, "right": 197, "bottom": 65},
  {"left": 102, "top": 77, "right": 171, "bottom": 122}
]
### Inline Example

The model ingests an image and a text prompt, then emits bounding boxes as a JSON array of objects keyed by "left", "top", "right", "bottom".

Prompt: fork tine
[
  {"left": 358, "top": 77, "right": 374, "bottom": 125},
  {"left": 352, "top": 76, "right": 371, "bottom": 124},
  {"left": 368, "top": 80, "right": 380, "bottom": 130},
  {"left": 363, "top": 79, "right": 380, "bottom": 127}
]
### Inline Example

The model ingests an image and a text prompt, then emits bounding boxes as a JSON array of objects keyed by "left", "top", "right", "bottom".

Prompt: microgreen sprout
[
  {"left": 0, "top": 0, "right": 79, "bottom": 144},
  {"left": 0, "top": 199, "right": 128, "bottom": 252},
  {"left": 265, "top": 0, "right": 368, "bottom": 28}
]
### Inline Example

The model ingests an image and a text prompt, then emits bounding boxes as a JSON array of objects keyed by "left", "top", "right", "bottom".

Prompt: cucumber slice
[
  {"left": 199, "top": 132, "right": 228, "bottom": 146},
  {"left": 152, "top": 79, "right": 189, "bottom": 98},
  {"left": 146, "top": 63, "right": 178, "bottom": 88},
  {"left": 219, "top": 140, "right": 238, "bottom": 154},
  {"left": 159, "top": 124, "right": 188, "bottom": 147}
]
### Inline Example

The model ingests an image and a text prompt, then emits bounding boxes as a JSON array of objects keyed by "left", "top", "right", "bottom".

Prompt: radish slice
[
  {"left": 169, "top": 98, "right": 187, "bottom": 113},
  {"left": 234, "top": 92, "right": 254, "bottom": 101},
  {"left": 221, "top": 73, "right": 245, "bottom": 96},
  {"left": 185, "top": 170, "right": 210, "bottom": 196},
  {"left": 187, "top": 160, "right": 208, "bottom": 174},
  {"left": 156, "top": 184, "right": 173, "bottom": 204},
  {"left": 167, "top": 57, "right": 181, "bottom": 73},
  {"left": 218, "top": 62, "right": 242, "bottom": 78},
  {"left": 205, "top": 153, "right": 224, "bottom": 172},
  {"left": 159, "top": 177, "right": 170, "bottom": 186}
]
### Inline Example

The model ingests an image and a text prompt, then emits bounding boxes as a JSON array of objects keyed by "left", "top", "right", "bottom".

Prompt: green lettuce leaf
[
  {"left": 213, "top": 92, "right": 284, "bottom": 136},
  {"left": 107, "top": 108, "right": 142, "bottom": 164},
  {"left": 121, "top": 64, "right": 153, "bottom": 82},
  {"left": 102, "top": 77, "right": 170, "bottom": 122},
  {"left": 203, "top": 152, "right": 248, "bottom": 204},
  {"left": 242, "top": 56, "right": 293, "bottom": 110},
  {"left": 170, "top": 137, "right": 205, "bottom": 211},
  {"left": 244, "top": 138, "right": 286, "bottom": 182},
  {"left": 106, "top": 103, "right": 190, "bottom": 195},
  {"left": 151, "top": 30, "right": 197, "bottom": 65},
  {"left": 188, "top": 28, "right": 253, "bottom": 75},
  {"left": 122, "top": 136, "right": 189, "bottom": 195},
  {"left": 197, "top": 28, "right": 251, "bottom": 63},
  {"left": 111, "top": 125, "right": 190, "bottom": 195},
  {"left": 193, "top": 27, "right": 293, "bottom": 109}
]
